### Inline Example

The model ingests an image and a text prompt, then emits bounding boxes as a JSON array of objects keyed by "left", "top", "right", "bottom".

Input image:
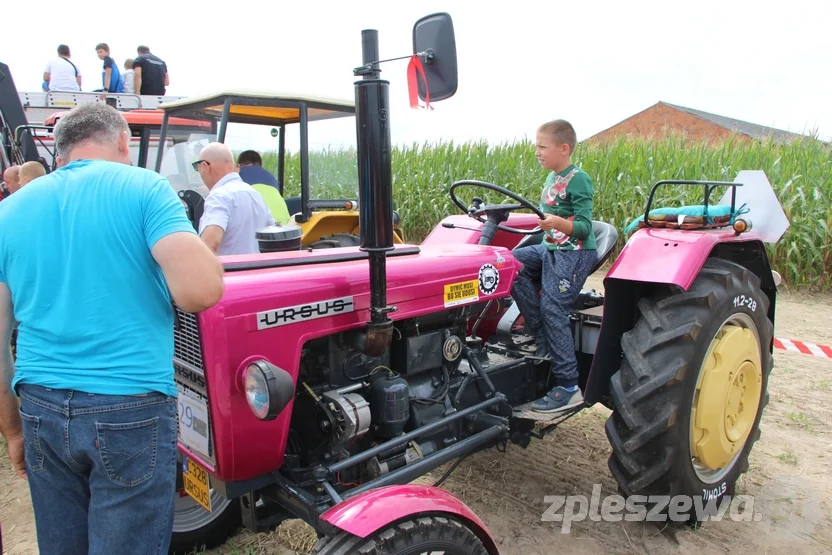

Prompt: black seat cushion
[
  {"left": 590, "top": 220, "right": 618, "bottom": 274},
  {"left": 285, "top": 196, "right": 302, "bottom": 217}
]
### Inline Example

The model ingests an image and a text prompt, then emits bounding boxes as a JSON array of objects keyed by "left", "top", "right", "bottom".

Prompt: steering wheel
[{"left": 449, "top": 180, "right": 545, "bottom": 235}]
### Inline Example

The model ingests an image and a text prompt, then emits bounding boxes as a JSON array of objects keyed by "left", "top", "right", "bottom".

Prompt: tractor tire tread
[
  {"left": 605, "top": 257, "right": 773, "bottom": 512},
  {"left": 314, "top": 516, "right": 488, "bottom": 555}
]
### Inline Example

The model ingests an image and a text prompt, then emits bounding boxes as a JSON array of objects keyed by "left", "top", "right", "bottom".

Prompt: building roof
[{"left": 658, "top": 101, "right": 808, "bottom": 143}]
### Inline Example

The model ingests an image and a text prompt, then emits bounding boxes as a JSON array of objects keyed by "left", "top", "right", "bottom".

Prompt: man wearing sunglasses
[{"left": 193, "top": 142, "right": 275, "bottom": 255}]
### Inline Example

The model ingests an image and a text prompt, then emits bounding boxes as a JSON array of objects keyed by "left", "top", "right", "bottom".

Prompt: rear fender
[
  {"left": 584, "top": 229, "right": 777, "bottom": 407},
  {"left": 319, "top": 485, "right": 499, "bottom": 555}
]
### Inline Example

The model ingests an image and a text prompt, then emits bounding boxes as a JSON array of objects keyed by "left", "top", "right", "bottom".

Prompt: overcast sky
[{"left": 3, "top": 0, "right": 830, "bottom": 151}]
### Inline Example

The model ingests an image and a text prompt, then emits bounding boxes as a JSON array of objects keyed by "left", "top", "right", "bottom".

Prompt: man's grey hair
[{"left": 54, "top": 103, "right": 130, "bottom": 159}]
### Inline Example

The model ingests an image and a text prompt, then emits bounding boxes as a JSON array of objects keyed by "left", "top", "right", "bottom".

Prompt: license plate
[
  {"left": 177, "top": 387, "right": 210, "bottom": 456},
  {"left": 182, "top": 455, "right": 212, "bottom": 512}
]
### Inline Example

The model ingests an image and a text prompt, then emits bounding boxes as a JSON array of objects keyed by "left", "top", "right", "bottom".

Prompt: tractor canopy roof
[
  {"left": 157, "top": 90, "right": 355, "bottom": 125},
  {"left": 155, "top": 90, "right": 360, "bottom": 223}
]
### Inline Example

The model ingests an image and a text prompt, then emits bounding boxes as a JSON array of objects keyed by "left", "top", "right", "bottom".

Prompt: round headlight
[
  {"left": 244, "top": 366, "right": 271, "bottom": 419},
  {"left": 243, "top": 360, "right": 295, "bottom": 421}
]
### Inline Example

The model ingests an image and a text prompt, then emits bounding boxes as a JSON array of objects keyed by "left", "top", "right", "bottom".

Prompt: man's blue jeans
[{"left": 17, "top": 383, "right": 178, "bottom": 555}]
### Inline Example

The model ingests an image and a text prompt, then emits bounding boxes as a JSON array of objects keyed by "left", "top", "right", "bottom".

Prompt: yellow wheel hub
[{"left": 691, "top": 324, "right": 762, "bottom": 472}]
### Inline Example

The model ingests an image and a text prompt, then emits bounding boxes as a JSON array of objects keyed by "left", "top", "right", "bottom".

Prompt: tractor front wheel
[
  {"left": 169, "top": 488, "right": 241, "bottom": 554},
  {"left": 606, "top": 257, "right": 773, "bottom": 522},
  {"left": 313, "top": 516, "right": 489, "bottom": 555}
]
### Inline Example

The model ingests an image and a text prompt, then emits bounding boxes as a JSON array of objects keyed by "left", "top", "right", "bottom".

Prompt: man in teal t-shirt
[
  {"left": 0, "top": 104, "right": 223, "bottom": 554},
  {"left": 511, "top": 119, "right": 597, "bottom": 414}
]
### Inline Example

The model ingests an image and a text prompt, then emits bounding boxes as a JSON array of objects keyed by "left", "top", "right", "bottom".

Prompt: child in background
[
  {"left": 94, "top": 43, "right": 123, "bottom": 93},
  {"left": 122, "top": 59, "right": 135, "bottom": 94}
]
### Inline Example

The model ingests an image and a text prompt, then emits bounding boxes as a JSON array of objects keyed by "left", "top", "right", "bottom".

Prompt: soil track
[{"left": 2, "top": 273, "right": 831, "bottom": 555}]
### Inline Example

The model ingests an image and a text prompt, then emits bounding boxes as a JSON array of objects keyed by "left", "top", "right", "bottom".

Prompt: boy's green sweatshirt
[{"left": 539, "top": 164, "right": 596, "bottom": 251}]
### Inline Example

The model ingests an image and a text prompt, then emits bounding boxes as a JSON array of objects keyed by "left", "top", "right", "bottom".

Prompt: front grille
[
  {"left": 174, "top": 307, "right": 203, "bottom": 369},
  {"left": 172, "top": 306, "right": 215, "bottom": 463}
]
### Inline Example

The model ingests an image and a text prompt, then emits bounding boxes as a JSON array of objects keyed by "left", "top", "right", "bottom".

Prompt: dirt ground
[{"left": 3, "top": 272, "right": 832, "bottom": 555}]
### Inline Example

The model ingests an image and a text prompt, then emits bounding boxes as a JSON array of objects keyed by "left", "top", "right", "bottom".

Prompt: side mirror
[{"left": 412, "top": 12, "right": 458, "bottom": 102}]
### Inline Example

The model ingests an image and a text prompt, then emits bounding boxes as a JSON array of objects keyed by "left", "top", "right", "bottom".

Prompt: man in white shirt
[
  {"left": 43, "top": 45, "right": 82, "bottom": 92},
  {"left": 194, "top": 143, "right": 275, "bottom": 255}
]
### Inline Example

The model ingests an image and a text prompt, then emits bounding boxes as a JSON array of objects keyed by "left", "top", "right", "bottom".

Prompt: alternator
[{"left": 322, "top": 391, "right": 371, "bottom": 443}]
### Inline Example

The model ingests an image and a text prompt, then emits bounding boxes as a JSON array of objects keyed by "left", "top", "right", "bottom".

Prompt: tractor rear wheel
[
  {"left": 606, "top": 258, "right": 773, "bottom": 522},
  {"left": 313, "top": 516, "right": 489, "bottom": 555}
]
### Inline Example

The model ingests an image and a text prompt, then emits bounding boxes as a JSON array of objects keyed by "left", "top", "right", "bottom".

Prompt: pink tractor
[{"left": 168, "top": 13, "right": 784, "bottom": 554}]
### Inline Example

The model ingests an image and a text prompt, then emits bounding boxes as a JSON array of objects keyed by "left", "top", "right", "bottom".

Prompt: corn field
[{"left": 261, "top": 133, "right": 832, "bottom": 290}]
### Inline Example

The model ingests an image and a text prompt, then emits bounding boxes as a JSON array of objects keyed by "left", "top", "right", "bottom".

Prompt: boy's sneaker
[{"left": 532, "top": 386, "right": 584, "bottom": 413}]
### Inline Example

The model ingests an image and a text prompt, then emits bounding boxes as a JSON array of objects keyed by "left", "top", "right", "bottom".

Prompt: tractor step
[{"left": 512, "top": 402, "right": 577, "bottom": 422}]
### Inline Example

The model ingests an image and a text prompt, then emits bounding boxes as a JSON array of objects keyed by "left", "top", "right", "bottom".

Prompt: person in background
[
  {"left": 94, "top": 43, "right": 123, "bottom": 93},
  {"left": 195, "top": 143, "right": 276, "bottom": 255},
  {"left": 43, "top": 44, "right": 81, "bottom": 92},
  {"left": 236, "top": 150, "right": 290, "bottom": 224},
  {"left": 122, "top": 59, "right": 135, "bottom": 94},
  {"left": 236, "top": 150, "right": 279, "bottom": 190},
  {"left": 2, "top": 167, "right": 19, "bottom": 195},
  {"left": 18, "top": 162, "right": 46, "bottom": 188},
  {"left": 133, "top": 45, "right": 169, "bottom": 96},
  {"left": 0, "top": 103, "right": 224, "bottom": 554}
]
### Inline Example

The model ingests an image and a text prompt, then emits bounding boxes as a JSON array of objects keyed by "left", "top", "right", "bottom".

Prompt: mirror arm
[{"left": 353, "top": 51, "right": 433, "bottom": 76}]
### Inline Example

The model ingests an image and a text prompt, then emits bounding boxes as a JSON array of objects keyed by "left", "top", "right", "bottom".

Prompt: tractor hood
[
  {"left": 210, "top": 243, "right": 518, "bottom": 327},
  {"left": 184, "top": 243, "right": 519, "bottom": 481}
]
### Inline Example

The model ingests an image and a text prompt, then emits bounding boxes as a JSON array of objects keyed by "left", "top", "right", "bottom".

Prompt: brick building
[{"left": 586, "top": 101, "right": 808, "bottom": 145}]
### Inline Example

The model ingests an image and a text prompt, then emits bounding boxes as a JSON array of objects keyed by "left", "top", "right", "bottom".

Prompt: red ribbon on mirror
[{"left": 407, "top": 55, "right": 433, "bottom": 111}]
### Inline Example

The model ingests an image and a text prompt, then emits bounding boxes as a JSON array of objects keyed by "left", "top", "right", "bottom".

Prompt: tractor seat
[
  {"left": 285, "top": 195, "right": 302, "bottom": 218},
  {"left": 512, "top": 220, "right": 618, "bottom": 274},
  {"left": 591, "top": 221, "right": 618, "bottom": 274}
]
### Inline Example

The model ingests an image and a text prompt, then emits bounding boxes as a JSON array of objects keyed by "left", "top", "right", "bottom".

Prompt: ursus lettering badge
[{"left": 478, "top": 263, "right": 500, "bottom": 295}]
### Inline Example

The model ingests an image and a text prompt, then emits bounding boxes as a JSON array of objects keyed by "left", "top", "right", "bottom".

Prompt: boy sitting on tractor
[{"left": 511, "top": 119, "right": 596, "bottom": 413}]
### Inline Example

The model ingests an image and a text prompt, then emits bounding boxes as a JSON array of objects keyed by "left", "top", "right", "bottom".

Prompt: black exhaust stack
[
  {"left": 352, "top": 14, "right": 457, "bottom": 356},
  {"left": 354, "top": 30, "right": 396, "bottom": 357}
]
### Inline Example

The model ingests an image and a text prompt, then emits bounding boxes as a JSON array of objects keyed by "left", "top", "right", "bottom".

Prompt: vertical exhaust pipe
[{"left": 354, "top": 29, "right": 396, "bottom": 356}]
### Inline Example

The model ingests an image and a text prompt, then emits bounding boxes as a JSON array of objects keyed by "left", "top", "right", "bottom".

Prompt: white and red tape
[{"left": 774, "top": 338, "right": 832, "bottom": 359}]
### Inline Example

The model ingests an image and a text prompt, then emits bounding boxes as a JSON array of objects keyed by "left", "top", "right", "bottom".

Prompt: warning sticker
[{"left": 444, "top": 279, "right": 479, "bottom": 307}]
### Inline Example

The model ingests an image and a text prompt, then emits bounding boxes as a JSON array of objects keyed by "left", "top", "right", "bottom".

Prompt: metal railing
[{"left": 18, "top": 91, "right": 184, "bottom": 111}]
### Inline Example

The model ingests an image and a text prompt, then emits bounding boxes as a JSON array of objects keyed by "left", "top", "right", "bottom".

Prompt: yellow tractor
[{"left": 153, "top": 90, "right": 405, "bottom": 248}]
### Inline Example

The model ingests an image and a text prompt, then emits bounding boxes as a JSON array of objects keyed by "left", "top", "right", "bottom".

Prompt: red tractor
[{"left": 169, "top": 13, "right": 782, "bottom": 554}]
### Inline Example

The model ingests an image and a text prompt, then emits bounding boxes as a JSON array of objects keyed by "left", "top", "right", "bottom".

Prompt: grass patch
[
  {"left": 776, "top": 450, "right": 799, "bottom": 465},
  {"left": 809, "top": 380, "right": 832, "bottom": 392},
  {"left": 196, "top": 520, "right": 317, "bottom": 555},
  {"left": 774, "top": 364, "right": 795, "bottom": 375},
  {"left": 785, "top": 412, "right": 814, "bottom": 432}
]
